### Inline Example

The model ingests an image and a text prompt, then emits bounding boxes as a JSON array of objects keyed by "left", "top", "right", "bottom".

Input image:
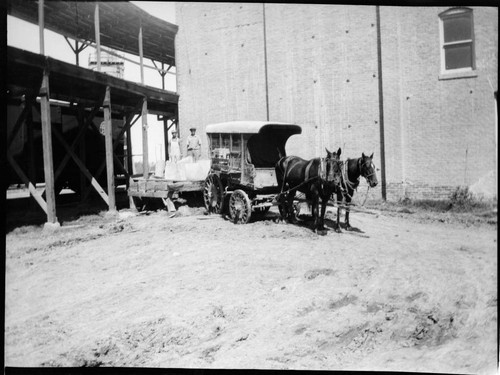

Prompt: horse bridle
[
  {"left": 322, "top": 156, "right": 342, "bottom": 183},
  {"left": 358, "top": 158, "right": 377, "bottom": 182}
]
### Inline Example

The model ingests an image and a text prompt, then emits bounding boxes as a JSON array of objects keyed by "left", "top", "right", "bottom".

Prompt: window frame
[{"left": 438, "top": 7, "right": 476, "bottom": 79}]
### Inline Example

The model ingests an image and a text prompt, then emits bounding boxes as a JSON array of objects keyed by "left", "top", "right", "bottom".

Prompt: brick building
[{"left": 175, "top": 4, "right": 497, "bottom": 201}]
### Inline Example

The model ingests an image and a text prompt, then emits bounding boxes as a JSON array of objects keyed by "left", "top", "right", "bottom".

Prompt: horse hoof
[{"left": 314, "top": 228, "right": 327, "bottom": 236}]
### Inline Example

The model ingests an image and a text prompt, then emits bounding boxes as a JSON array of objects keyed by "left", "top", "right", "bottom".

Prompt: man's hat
[{"left": 189, "top": 127, "right": 196, "bottom": 131}]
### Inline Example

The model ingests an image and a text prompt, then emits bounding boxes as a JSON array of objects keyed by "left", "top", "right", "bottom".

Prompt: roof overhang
[
  {"left": 7, "top": 0, "right": 178, "bottom": 66},
  {"left": 206, "top": 121, "right": 302, "bottom": 135},
  {"left": 7, "top": 46, "right": 178, "bottom": 116}
]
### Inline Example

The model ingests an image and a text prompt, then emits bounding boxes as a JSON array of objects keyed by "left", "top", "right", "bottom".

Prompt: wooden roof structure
[
  {"left": 7, "top": 46, "right": 178, "bottom": 116},
  {"left": 6, "top": 1, "right": 180, "bottom": 223},
  {"left": 7, "top": 0, "right": 177, "bottom": 66}
]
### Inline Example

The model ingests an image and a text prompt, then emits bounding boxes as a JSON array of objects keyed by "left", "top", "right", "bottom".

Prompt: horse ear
[
  {"left": 325, "top": 147, "right": 331, "bottom": 155},
  {"left": 370, "top": 153, "right": 374, "bottom": 159},
  {"left": 362, "top": 152, "right": 366, "bottom": 159},
  {"left": 337, "top": 147, "right": 341, "bottom": 157}
]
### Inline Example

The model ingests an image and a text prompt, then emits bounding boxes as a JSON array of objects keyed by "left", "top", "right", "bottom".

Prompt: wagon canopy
[
  {"left": 206, "top": 121, "right": 302, "bottom": 168},
  {"left": 205, "top": 121, "right": 301, "bottom": 135}
]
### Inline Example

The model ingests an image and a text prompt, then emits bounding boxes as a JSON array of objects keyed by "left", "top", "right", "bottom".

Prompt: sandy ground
[{"left": 4, "top": 198, "right": 498, "bottom": 373}]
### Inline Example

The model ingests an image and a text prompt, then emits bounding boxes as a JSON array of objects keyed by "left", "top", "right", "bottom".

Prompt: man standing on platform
[
  {"left": 168, "top": 131, "right": 181, "bottom": 162},
  {"left": 186, "top": 127, "right": 201, "bottom": 162}
]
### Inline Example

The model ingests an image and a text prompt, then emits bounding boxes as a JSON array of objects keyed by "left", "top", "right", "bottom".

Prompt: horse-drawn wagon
[{"left": 203, "top": 121, "right": 302, "bottom": 224}]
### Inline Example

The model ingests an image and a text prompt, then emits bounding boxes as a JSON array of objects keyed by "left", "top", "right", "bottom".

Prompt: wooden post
[
  {"left": 7, "top": 154, "right": 48, "bottom": 214},
  {"left": 94, "top": 3, "right": 101, "bottom": 72},
  {"left": 78, "top": 104, "right": 87, "bottom": 200},
  {"left": 26, "top": 96, "right": 37, "bottom": 210},
  {"left": 163, "top": 117, "right": 169, "bottom": 161},
  {"left": 52, "top": 126, "right": 109, "bottom": 205},
  {"left": 75, "top": 40, "right": 80, "bottom": 66},
  {"left": 142, "top": 98, "right": 149, "bottom": 178},
  {"left": 103, "top": 86, "right": 116, "bottom": 212},
  {"left": 376, "top": 6, "right": 387, "bottom": 200},
  {"left": 125, "top": 116, "right": 134, "bottom": 175},
  {"left": 38, "top": 0, "right": 45, "bottom": 55},
  {"left": 125, "top": 117, "right": 136, "bottom": 210},
  {"left": 40, "top": 70, "right": 58, "bottom": 224},
  {"left": 139, "top": 26, "right": 144, "bottom": 84}
]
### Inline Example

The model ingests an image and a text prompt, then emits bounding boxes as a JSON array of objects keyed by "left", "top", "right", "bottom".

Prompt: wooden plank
[
  {"left": 40, "top": 70, "right": 58, "bottom": 223},
  {"left": 51, "top": 125, "right": 109, "bottom": 205},
  {"left": 128, "top": 190, "right": 171, "bottom": 199},
  {"left": 103, "top": 86, "right": 116, "bottom": 211}
]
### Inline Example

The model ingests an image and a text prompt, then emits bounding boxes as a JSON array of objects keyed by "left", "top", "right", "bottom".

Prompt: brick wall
[
  {"left": 175, "top": 4, "right": 497, "bottom": 200},
  {"left": 381, "top": 7, "right": 498, "bottom": 200}
]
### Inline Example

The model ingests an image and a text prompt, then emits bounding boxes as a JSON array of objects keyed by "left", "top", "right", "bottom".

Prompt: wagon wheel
[
  {"left": 229, "top": 189, "right": 252, "bottom": 224},
  {"left": 203, "top": 174, "right": 225, "bottom": 214}
]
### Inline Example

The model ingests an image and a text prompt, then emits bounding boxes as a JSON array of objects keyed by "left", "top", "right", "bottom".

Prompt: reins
[{"left": 339, "top": 158, "right": 376, "bottom": 205}]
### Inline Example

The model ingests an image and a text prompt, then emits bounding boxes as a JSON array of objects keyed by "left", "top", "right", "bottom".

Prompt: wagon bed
[
  {"left": 128, "top": 176, "right": 204, "bottom": 199},
  {"left": 128, "top": 175, "right": 204, "bottom": 211}
]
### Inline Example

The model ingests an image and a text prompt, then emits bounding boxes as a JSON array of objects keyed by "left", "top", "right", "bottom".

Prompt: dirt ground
[{"left": 4, "top": 194, "right": 498, "bottom": 373}]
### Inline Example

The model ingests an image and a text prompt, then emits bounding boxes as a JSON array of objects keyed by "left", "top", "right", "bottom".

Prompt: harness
[
  {"left": 278, "top": 157, "right": 330, "bottom": 197},
  {"left": 340, "top": 158, "right": 376, "bottom": 201}
]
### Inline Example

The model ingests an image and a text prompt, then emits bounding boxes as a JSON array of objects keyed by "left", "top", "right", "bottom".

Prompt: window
[{"left": 439, "top": 8, "right": 475, "bottom": 76}]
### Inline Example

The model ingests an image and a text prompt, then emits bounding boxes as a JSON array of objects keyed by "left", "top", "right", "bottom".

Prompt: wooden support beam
[
  {"left": 94, "top": 3, "right": 101, "bottom": 72},
  {"left": 139, "top": 26, "right": 144, "bottom": 84},
  {"left": 90, "top": 104, "right": 141, "bottom": 182},
  {"left": 103, "top": 86, "right": 116, "bottom": 212},
  {"left": 39, "top": 69, "right": 58, "bottom": 223},
  {"left": 26, "top": 97, "right": 37, "bottom": 209},
  {"left": 51, "top": 126, "right": 109, "bottom": 205},
  {"left": 38, "top": 0, "right": 45, "bottom": 55},
  {"left": 142, "top": 98, "right": 149, "bottom": 178},
  {"left": 78, "top": 105, "right": 87, "bottom": 200},
  {"left": 63, "top": 37, "right": 90, "bottom": 66},
  {"left": 7, "top": 154, "right": 48, "bottom": 214},
  {"left": 163, "top": 117, "right": 169, "bottom": 161},
  {"left": 125, "top": 119, "right": 136, "bottom": 210},
  {"left": 38, "top": 104, "right": 99, "bottom": 196}
]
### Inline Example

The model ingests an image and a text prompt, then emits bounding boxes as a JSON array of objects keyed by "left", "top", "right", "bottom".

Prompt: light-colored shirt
[{"left": 186, "top": 135, "right": 201, "bottom": 150}]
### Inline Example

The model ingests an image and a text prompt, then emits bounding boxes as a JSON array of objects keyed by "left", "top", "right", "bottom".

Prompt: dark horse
[
  {"left": 275, "top": 148, "right": 342, "bottom": 233},
  {"left": 334, "top": 152, "right": 378, "bottom": 231}
]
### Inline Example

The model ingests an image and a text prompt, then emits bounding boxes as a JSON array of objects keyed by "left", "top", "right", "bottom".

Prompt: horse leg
[
  {"left": 277, "top": 194, "right": 287, "bottom": 222},
  {"left": 345, "top": 195, "right": 352, "bottom": 230},
  {"left": 319, "top": 195, "right": 328, "bottom": 231},
  {"left": 286, "top": 191, "right": 297, "bottom": 223},
  {"left": 311, "top": 190, "right": 321, "bottom": 233},
  {"left": 334, "top": 193, "right": 342, "bottom": 232}
]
